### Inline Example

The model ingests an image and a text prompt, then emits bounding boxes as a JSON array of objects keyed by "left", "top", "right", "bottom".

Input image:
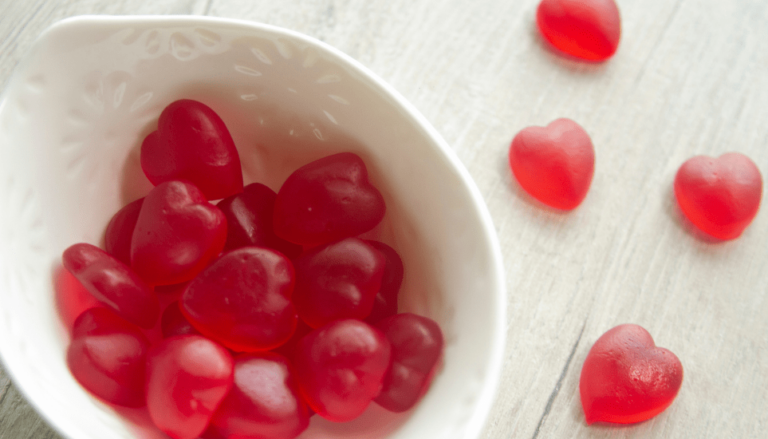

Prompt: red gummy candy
[
  {"left": 146, "top": 335, "right": 234, "bottom": 439},
  {"left": 273, "top": 152, "right": 386, "bottom": 246},
  {"left": 364, "top": 241, "right": 404, "bottom": 324},
  {"left": 292, "top": 238, "right": 385, "bottom": 328},
  {"left": 294, "top": 319, "right": 391, "bottom": 422},
  {"left": 674, "top": 153, "right": 762, "bottom": 240},
  {"left": 104, "top": 197, "right": 143, "bottom": 265},
  {"left": 131, "top": 180, "right": 227, "bottom": 286},
  {"left": 374, "top": 313, "right": 444, "bottom": 412},
  {"left": 63, "top": 243, "right": 159, "bottom": 328},
  {"left": 141, "top": 99, "right": 243, "bottom": 200},
  {"left": 580, "top": 324, "right": 683, "bottom": 424},
  {"left": 536, "top": 0, "right": 621, "bottom": 61},
  {"left": 67, "top": 308, "right": 150, "bottom": 407},
  {"left": 509, "top": 118, "right": 595, "bottom": 210},
  {"left": 217, "top": 183, "right": 302, "bottom": 258},
  {"left": 209, "top": 353, "right": 310, "bottom": 439},
  {"left": 161, "top": 301, "right": 200, "bottom": 338},
  {"left": 181, "top": 247, "right": 297, "bottom": 352}
]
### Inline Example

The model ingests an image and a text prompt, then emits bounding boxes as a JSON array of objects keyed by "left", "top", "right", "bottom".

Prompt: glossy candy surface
[
  {"left": 674, "top": 153, "right": 762, "bottom": 240},
  {"left": 217, "top": 182, "right": 302, "bottom": 258},
  {"left": 63, "top": 243, "right": 159, "bottom": 328},
  {"left": 536, "top": 0, "right": 621, "bottom": 61},
  {"left": 146, "top": 335, "right": 234, "bottom": 439},
  {"left": 273, "top": 152, "right": 386, "bottom": 246},
  {"left": 364, "top": 241, "right": 404, "bottom": 324},
  {"left": 66, "top": 308, "right": 150, "bottom": 407},
  {"left": 293, "top": 319, "right": 391, "bottom": 422},
  {"left": 141, "top": 99, "right": 243, "bottom": 200},
  {"left": 131, "top": 180, "right": 227, "bottom": 286},
  {"left": 509, "top": 118, "right": 595, "bottom": 210},
  {"left": 209, "top": 353, "right": 310, "bottom": 439},
  {"left": 104, "top": 197, "right": 143, "bottom": 265},
  {"left": 374, "top": 313, "right": 444, "bottom": 412},
  {"left": 181, "top": 247, "right": 297, "bottom": 352},
  {"left": 580, "top": 324, "right": 683, "bottom": 424},
  {"left": 292, "top": 238, "right": 385, "bottom": 328}
]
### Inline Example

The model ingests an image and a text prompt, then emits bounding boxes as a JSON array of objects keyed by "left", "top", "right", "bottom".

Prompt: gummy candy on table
[
  {"left": 104, "top": 197, "right": 143, "bottom": 265},
  {"left": 131, "top": 180, "right": 227, "bottom": 286},
  {"left": 509, "top": 118, "right": 595, "bottom": 210},
  {"left": 674, "top": 152, "right": 762, "bottom": 240},
  {"left": 293, "top": 319, "right": 391, "bottom": 422},
  {"left": 217, "top": 182, "right": 302, "bottom": 258},
  {"left": 292, "top": 238, "right": 385, "bottom": 328},
  {"left": 146, "top": 335, "right": 234, "bottom": 439},
  {"left": 364, "top": 240, "right": 404, "bottom": 324},
  {"left": 579, "top": 324, "right": 683, "bottom": 424},
  {"left": 273, "top": 152, "right": 386, "bottom": 247},
  {"left": 374, "top": 313, "right": 444, "bottom": 412},
  {"left": 67, "top": 308, "right": 150, "bottom": 407},
  {"left": 536, "top": 0, "right": 621, "bottom": 61},
  {"left": 141, "top": 99, "right": 243, "bottom": 200},
  {"left": 181, "top": 247, "right": 297, "bottom": 352},
  {"left": 208, "top": 353, "right": 310, "bottom": 439},
  {"left": 63, "top": 242, "right": 159, "bottom": 328}
]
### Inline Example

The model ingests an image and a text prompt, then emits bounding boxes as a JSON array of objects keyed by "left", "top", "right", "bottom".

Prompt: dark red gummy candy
[
  {"left": 509, "top": 118, "right": 595, "bottom": 210},
  {"left": 536, "top": 0, "right": 621, "bottom": 61},
  {"left": 131, "top": 180, "right": 227, "bottom": 286},
  {"left": 67, "top": 308, "right": 150, "bottom": 407},
  {"left": 217, "top": 182, "right": 302, "bottom": 258},
  {"left": 209, "top": 353, "right": 310, "bottom": 439},
  {"left": 63, "top": 243, "right": 159, "bottom": 328},
  {"left": 375, "top": 313, "right": 444, "bottom": 412},
  {"left": 293, "top": 319, "right": 391, "bottom": 422},
  {"left": 181, "top": 247, "right": 297, "bottom": 352},
  {"left": 141, "top": 99, "right": 243, "bottom": 200},
  {"left": 580, "top": 324, "right": 683, "bottom": 424},
  {"left": 674, "top": 152, "right": 762, "bottom": 240},
  {"left": 364, "top": 241, "right": 404, "bottom": 324},
  {"left": 104, "top": 197, "right": 143, "bottom": 265},
  {"left": 146, "top": 335, "right": 234, "bottom": 439},
  {"left": 273, "top": 152, "right": 386, "bottom": 246},
  {"left": 161, "top": 301, "right": 200, "bottom": 338},
  {"left": 292, "top": 238, "right": 385, "bottom": 328}
]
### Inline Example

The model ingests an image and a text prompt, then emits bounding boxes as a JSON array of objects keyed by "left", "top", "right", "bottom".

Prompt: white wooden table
[{"left": 2, "top": 0, "right": 767, "bottom": 437}]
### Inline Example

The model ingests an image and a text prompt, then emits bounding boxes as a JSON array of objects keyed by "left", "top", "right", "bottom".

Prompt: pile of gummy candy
[{"left": 63, "top": 99, "right": 443, "bottom": 439}]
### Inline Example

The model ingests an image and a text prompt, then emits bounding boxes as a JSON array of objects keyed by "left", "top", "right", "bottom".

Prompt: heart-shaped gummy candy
[
  {"left": 536, "top": 0, "right": 621, "bottom": 61},
  {"left": 131, "top": 180, "right": 227, "bottom": 286},
  {"left": 293, "top": 319, "right": 391, "bottom": 422},
  {"left": 580, "top": 324, "right": 683, "bottom": 424},
  {"left": 181, "top": 247, "right": 297, "bottom": 352},
  {"left": 141, "top": 99, "right": 243, "bottom": 200},
  {"left": 509, "top": 118, "right": 595, "bottom": 210},
  {"left": 273, "top": 152, "right": 386, "bottom": 246},
  {"left": 674, "top": 152, "right": 762, "bottom": 240}
]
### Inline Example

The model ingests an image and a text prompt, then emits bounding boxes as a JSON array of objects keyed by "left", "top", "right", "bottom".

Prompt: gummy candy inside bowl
[{"left": 0, "top": 16, "right": 505, "bottom": 439}]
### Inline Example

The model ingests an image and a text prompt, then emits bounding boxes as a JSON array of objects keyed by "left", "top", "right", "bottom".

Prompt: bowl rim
[{"left": 0, "top": 14, "right": 507, "bottom": 439}]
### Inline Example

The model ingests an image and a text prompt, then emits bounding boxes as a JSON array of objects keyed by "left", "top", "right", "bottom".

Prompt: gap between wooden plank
[{"left": 529, "top": 320, "right": 586, "bottom": 439}]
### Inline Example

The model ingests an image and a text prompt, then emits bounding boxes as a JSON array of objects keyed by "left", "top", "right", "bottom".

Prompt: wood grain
[{"left": 2, "top": 0, "right": 768, "bottom": 438}]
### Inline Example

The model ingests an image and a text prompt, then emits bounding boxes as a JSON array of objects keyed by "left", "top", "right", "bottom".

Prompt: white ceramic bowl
[{"left": 0, "top": 16, "right": 505, "bottom": 439}]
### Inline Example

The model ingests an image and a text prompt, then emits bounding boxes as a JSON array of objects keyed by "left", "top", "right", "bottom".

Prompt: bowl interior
[{"left": 0, "top": 16, "right": 505, "bottom": 439}]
